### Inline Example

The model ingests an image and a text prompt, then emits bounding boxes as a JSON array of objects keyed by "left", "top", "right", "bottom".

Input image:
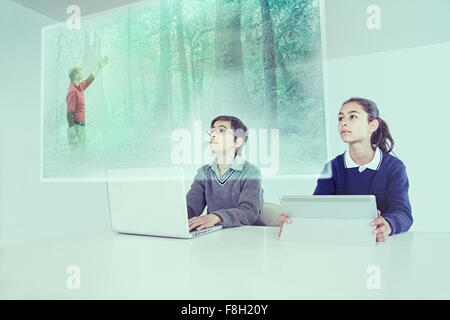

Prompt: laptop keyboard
[{"left": 190, "top": 229, "right": 208, "bottom": 236}]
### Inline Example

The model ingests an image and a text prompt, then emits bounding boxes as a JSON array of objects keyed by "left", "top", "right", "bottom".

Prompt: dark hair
[
  {"left": 69, "top": 68, "right": 78, "bottom": 82},
  {"left": 210, "top": 115, "right": 248, "bottom": 156},
  {"left": 68, "top": 64, "right": 81, "bottom": 82},
  {"left": 342, "top": 97, "right": 394, "bottom": 154}
]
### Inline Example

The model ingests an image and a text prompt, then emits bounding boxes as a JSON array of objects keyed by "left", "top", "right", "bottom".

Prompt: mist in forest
[{"left": 42, "top": 0, "right": 327, "bottom": 180}]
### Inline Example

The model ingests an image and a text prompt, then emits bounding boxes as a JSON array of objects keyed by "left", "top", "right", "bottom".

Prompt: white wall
[{"left": 0, "top": 1, "right": 110, "bottom": 246}]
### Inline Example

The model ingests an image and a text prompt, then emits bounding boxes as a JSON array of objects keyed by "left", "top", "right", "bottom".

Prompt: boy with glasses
[{"left": 186, "top": 116, "right": 264, "bottom": 231}]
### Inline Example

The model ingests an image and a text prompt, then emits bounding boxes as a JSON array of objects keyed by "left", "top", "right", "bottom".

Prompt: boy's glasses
[{"left": 206, "top": 128, "right": 234, "bottom": 136}]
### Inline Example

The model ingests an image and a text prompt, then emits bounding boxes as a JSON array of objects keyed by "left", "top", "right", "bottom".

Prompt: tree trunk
[
  {"left": 56, "top": 33, "right": 62, "bottom": 150},
  {"left": 140, "top": 41, "right": 149, "bottom": 116},
  {"left": 213, "top": 0, "right": 250, "bottom": 118},
  {"left": 175, "top": 0, "right": 191, "bottom": 124},
  {"left": 127, "top": 9, "right": 134, "bottom": 125},
  {"left": 260, "top": 0, "right": 277, "bottom": 125},
  {"left": 156, "top": 0, "right": 172, "bottom": 127},
  {"left": 274, "top": 35, "right": 300, "bottom": 100},
  {"left": 99, "top": 34, "right": 108, "bottom": 125},
  {"left": 189, "top": 42, "right": 197, "bottom": 117}
]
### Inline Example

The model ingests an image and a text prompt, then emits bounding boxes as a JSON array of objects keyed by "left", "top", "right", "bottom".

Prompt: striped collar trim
[{"left": 208, "top": 155, "right": 244, "bottom": 184}]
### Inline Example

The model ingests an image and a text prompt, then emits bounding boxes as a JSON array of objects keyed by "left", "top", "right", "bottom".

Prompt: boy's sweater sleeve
[
  {"left": 313, "top": 161, "right": 336, "bottom": 195},
  {"left": 212, "top": 168, "right": 262, "bottom": 228},
  {"left": 382, "top": 163, "right": 413, "bottom": 235},
  {"left": 186, "top": 168, "right": 207, "bottom": 219}
]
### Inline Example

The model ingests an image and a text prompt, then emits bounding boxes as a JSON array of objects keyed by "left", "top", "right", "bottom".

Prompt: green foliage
[{"left": 42, "top": 0, "right": 326, "bottom": 178}]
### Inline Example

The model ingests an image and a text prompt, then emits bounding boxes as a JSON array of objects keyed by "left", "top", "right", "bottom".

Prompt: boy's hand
[
  {"left": 98, "top": 56, "right": 109, "bottom": 69},
  {"left": 189, "top": 214, "right": 222, "bottom": 231},
  {"left": 278, "top": 214, "right": 291, "bottom": 238},
  {"left": 370, "top": 210, "right": 392, "bottom": 242}
]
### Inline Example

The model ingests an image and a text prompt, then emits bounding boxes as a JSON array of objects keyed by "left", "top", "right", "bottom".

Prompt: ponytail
[
  {"left": 342, "top": 97, "right": 395, "bottom": 154},
  {"left": 371, "top": 117, "right": 394, "bottom": 154}
]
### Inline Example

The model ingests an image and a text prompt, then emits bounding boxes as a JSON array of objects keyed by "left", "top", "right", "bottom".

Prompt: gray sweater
[{"left": 186, "top": 156, "right": 264, "bottom": 227}]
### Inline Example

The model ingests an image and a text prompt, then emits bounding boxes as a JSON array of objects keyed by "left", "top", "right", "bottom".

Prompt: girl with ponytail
[{"left": 279, "top": 97, "right": 413, "bottom": 242}]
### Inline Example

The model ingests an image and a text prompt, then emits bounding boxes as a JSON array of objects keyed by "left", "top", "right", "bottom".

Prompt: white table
[{"left": 1, "top": 226, "right": 450, "bottom": 299}]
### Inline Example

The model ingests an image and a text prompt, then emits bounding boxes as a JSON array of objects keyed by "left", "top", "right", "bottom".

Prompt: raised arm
[{"left": 83, "top": 56, "right": 109, "bottom": 90}]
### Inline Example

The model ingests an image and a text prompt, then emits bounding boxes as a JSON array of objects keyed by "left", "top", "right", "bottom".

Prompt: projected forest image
[{"left": 42, "top": 0, "right": 327, "bottom": 179}]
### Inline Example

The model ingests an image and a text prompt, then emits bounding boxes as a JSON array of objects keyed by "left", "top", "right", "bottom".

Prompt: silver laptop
[
  {"left": 106, "top": 166, "right": 222, "bottom": 239},
  {"left": 279, "top": 195, "right": 378, "bottom": 246}
]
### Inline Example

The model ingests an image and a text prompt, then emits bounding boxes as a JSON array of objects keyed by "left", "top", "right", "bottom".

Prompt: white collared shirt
[
  {"left": 209, "top": 154, "right": 245, "bottom": 176},
  {"left": 344, "top": 147, "right": 383, "bottom": 172}
]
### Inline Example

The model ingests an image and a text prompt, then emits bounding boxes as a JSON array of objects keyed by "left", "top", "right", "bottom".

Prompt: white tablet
[{"left": 279, "top": 195, "right": 378, "bottom": 246}]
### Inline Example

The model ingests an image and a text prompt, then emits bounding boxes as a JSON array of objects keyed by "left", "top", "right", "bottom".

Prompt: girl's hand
[
  {"left": 278, "top": 214, "right": 291, "bottom": 238},
  {"left": 370, "top": 210, "right": 392, "bottom": 242}
]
